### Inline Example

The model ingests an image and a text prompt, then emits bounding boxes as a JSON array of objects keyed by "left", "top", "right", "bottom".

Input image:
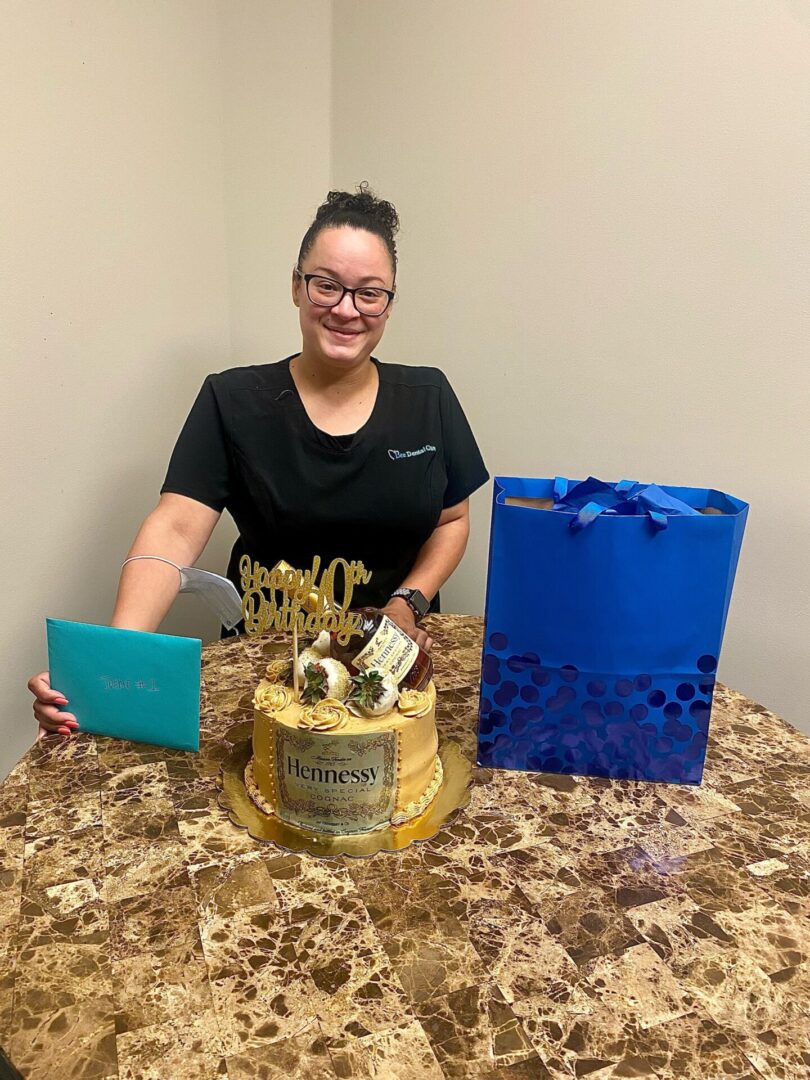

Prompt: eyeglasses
[{"left": 294, "top": 269, "right": 395, "bottom": 317}]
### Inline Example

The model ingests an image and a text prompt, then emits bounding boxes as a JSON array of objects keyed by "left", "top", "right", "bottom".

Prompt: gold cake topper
[{"left": 239, "top": 555, "right": 371, "bottom": 647}]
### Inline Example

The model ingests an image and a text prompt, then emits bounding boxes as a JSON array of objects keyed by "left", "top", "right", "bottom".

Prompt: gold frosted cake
[{"left": 246, "top": 648, "right": 442, "bottom": 835}]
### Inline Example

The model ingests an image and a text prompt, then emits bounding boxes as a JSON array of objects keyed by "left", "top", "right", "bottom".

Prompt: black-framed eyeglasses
[{"left": 294, "top": 268, "right": 395, "bottom": 317}]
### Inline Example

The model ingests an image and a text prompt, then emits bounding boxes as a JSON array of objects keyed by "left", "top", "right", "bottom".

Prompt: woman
[{"left": 30, "top": 185, "right": 489, "bottom": 735}]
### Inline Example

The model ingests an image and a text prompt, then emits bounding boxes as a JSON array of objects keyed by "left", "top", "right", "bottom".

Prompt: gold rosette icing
[
  {"left": 254, "top": 682, "right": 293, "bottom": 713},
  {"left": 398, "top": 688, "right": 432, "bottom": 718},
  {"left": 297, "top": 705, "right": 316, "bottom": 730},
  {"left": 264, "top": 658, "right": 292, "bottom": 684},
  {"left": 298, "top": 698, "right": 349, "bottom": 732}
]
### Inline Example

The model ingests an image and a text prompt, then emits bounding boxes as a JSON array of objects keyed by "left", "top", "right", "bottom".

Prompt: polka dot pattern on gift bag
[{"left": 477, "top": 632, "right": 716, "bottom": 784}]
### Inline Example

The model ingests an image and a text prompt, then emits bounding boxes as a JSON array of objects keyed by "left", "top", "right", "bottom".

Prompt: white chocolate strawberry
[
  {"left": 296, "top": 646, "right": 322, "bottom": 683},
  {"left": 301, "top": 657, "right": 352, "bottom": 704},
  {"left": 311, "top": 630, "right": 332, "bottom": 657},
  {"left": 349, "top": 668, "right": 399, "bottom": 717}
]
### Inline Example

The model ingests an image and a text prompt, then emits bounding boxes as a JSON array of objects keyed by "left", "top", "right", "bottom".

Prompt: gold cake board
[{"left": 217, "top": 739, "right": 472, "bottom": 858}]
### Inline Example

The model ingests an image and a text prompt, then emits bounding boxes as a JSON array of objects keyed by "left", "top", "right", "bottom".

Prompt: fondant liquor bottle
[{"left": 330, "top": 607, "right": 433, "bottom": 691}]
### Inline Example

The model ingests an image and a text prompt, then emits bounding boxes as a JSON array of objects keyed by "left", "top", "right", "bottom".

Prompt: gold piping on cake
[
  {"left": 390, "top": 756, "right": 443, "bottom": 826},
  {"left": 245, "top": 758, "right": 275, "bottom": 816}
]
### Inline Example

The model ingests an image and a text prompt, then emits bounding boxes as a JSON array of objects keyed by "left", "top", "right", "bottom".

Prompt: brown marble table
[{"left": 1, "top": 615, "right": 809, "bottom": 1079}]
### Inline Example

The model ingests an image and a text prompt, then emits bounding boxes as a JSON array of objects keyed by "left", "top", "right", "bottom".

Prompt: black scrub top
[{"left": 161, "top": 354, "right": 489, "bottom": 612}]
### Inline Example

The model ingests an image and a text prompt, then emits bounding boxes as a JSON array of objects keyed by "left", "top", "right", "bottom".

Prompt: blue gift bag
[{"left": 477, "top": 476, "right": 748, "bottom": 784}]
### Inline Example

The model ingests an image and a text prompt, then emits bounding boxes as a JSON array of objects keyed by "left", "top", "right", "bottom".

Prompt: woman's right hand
[{"left": 28, "top": 671, "right": 80, "bottom": 737}]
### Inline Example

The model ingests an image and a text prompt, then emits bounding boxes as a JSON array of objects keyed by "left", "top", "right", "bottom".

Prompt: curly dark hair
[{"left": 297, "top": 182, "right": 400, "bottom": 281}]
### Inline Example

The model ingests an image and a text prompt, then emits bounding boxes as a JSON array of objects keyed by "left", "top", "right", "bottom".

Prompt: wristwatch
[{"left": 389, "top": 587, "right": 430, "bottom": 621}]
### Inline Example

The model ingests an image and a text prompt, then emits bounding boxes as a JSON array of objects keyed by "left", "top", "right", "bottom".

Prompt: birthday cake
[
  {"left": 246, "top": 640, "right": 441, "bottom": 834},
  {"left": 240, "top": 558, "right": 442, "bottom": 836}
]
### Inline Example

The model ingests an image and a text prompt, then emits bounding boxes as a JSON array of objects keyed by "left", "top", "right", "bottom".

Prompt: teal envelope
[{"left": 46, "top": 619, "right": 201, "bottom": 752}]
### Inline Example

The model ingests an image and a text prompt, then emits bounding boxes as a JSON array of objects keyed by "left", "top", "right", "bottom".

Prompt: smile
[{"left": 326, "top": 326, "right": 361, "bottom": 338}]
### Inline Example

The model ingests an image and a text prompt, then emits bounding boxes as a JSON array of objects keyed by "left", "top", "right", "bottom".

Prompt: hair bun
[
  {"left": 298, "top": 182, "right": 400, "bottom": 277},
  {"left": 316, "top": 182, "right": 399, "bottom": 236}
]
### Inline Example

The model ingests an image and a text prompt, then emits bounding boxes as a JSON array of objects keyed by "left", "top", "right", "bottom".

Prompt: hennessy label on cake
[
  {"left": 275, "top": 727, "right": 396, "bottom": 834},
  {"left": 353, "top": 616, "right": 419, "bottom": 683}
]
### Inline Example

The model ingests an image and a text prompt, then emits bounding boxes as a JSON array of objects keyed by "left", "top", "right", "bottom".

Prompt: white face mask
[
  {"left": 123, "top": 557, "right": 243, "bottom": 630},
  {"left": 178, "top": 566, "right": 243, "bottom": 630}
]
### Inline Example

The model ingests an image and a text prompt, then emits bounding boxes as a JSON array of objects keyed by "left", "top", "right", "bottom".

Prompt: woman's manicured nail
[
  {"left": 58, "top": 726, "right": 71, "bottom": 735},
  {"left": 54, "top": 697, "right": 69, "bottom": 705},
  {"left": 65, "top": 721, "right": 79, "bottom": 728}
]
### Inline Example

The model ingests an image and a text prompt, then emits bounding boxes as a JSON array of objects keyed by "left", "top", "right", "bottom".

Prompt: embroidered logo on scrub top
[{"left": 388, "top": 445, "right": 437, "bottom": 461}]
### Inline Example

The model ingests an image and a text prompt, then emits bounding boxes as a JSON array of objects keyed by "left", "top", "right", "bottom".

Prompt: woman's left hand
[{"left": 382, "top": 599, "right": 433, "bottom": 653}]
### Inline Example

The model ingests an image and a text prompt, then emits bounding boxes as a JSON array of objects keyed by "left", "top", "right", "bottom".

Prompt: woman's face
[{"left": 292, "top": 226, "right": 394, "bottom": 372}]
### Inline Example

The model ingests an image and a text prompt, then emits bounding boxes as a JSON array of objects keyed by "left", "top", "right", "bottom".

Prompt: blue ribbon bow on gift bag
[{"left": 552, "top": 476, "right": 701, "bottom": 532}]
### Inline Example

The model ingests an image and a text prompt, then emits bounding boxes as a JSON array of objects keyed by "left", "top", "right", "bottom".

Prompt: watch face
[
  {"left": 393, "top": 588, "right": 429, "bottom": 618},
  {"left": 409, "top": 590, "right": 430, "bottom": 618}
]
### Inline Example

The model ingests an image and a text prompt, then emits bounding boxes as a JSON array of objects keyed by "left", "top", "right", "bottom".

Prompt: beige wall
[
  {"left": 331, "top": 0, "right": 810, "bottom": 731},
  {"left": 1, "top": 1, "right": 331, "bottom": 777},
  {"left": 2, "top": 1, "right": 807, "bottom": 780},
  {"left": 220, "top": 1, "right": 332, "bottom": 362}
]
